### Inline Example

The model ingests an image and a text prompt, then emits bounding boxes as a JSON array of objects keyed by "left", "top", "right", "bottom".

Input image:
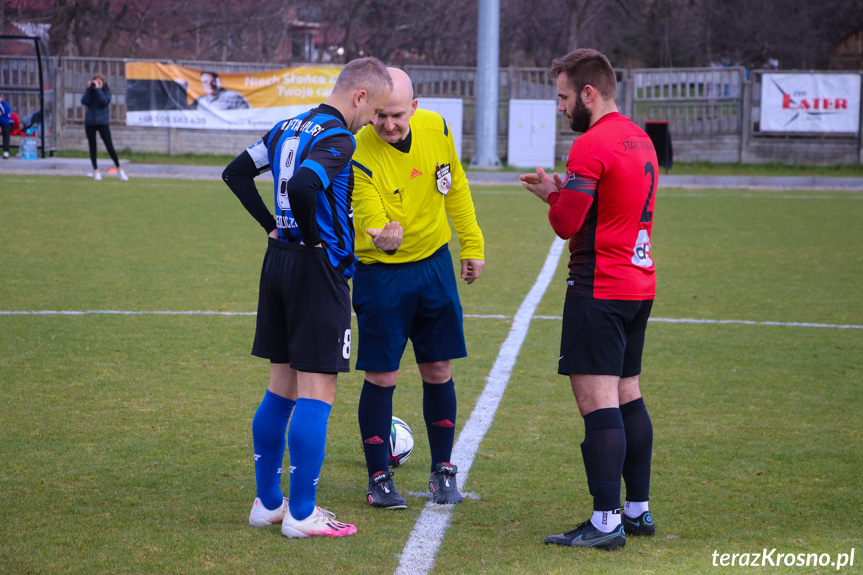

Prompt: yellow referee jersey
[{"left": 352, "top": 109, "right": 484, "bottom": 265}]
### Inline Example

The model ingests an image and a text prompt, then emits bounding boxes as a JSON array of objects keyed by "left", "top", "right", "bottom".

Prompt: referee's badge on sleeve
[{"left": 435, "top": 163, "right": 452, "bottom": 195}]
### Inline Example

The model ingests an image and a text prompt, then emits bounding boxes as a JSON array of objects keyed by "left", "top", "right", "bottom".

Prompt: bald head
[
  {"left": 388, "top": 67, "right": 414, "bottom": 105},
  {"left": 371, "top": 67, "right": 418, "bottom": 143}
]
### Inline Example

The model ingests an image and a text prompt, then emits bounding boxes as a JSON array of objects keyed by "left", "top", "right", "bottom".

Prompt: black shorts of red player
[{"left": 558, "top": 296, "right": 653, "bottom": 378}]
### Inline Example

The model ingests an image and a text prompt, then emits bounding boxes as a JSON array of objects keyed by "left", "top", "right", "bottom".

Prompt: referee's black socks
[
  {"left": 358, "top": 380, "right": 395, "bottom": 478},
  {"left": 423, "top": 378, "right": 457, "bottom": 474}
]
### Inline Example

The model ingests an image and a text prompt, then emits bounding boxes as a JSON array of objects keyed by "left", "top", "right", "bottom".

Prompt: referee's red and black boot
[
  {"left": 367, "top": 471, "right": 408, "bottom": 509},
  {"left": 622, "top": 511, "right": 655, "bottom": 536},
  {"left": 429, "top": 462, "right": 462, "bottom": 504}
]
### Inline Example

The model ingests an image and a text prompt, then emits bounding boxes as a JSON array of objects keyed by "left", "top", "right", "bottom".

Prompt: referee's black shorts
[
  {"left": 252, "top": 238, "right": 351, "bottom": 373},
  {"left": 558, "top": 296, "right": 653, "bottom": 378}
]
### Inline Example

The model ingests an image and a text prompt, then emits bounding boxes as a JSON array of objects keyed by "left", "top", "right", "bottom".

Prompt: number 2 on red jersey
[{"left": 631, "top": 162, "right": 655, "bottom": 268}]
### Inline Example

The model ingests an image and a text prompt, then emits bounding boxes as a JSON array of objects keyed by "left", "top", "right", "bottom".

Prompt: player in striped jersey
[
  {"left": 522, "top": 49, "right": 658, "bottom": 551},
  {"left": 222, "top": 57, "right": 391, "bottom": 539}
]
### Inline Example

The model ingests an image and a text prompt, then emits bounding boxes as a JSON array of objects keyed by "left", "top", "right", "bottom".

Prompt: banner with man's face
[{"left": 125, "top": 62, "right": 342, "bottom": 130}]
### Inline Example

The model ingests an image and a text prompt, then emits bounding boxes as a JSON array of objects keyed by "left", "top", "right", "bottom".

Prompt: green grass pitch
[{"left": 1, "top": 174, "right": 861, "bottom": 574}]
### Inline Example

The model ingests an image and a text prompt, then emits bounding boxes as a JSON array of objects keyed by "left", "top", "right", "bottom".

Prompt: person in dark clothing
[
  {"left": 81, "top": 73, "right": 128, "bottom": 181},
  {"left": 0, "top": 92, "right": 12, "bottom": 159}
]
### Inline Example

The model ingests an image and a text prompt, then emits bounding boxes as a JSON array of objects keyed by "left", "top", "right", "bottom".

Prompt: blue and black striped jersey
[{"left": 247, "top": 104, "right": 358, "bottom": 277}]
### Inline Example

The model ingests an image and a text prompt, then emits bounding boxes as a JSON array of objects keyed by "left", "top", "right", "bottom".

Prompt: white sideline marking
[
  {"left": 647, "top": 317, "right": 863, "bottom": 330},
  {"left": 393, "top": 237, "right": 566, "bottom": 575},
  {"left": 0, "top": 310, "right": 859, "bottom": 330},
  {"left": 486, "top": 315, "right": 863, "bottom": 330}
]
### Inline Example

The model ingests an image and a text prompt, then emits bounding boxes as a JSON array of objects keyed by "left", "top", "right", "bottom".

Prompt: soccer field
[{"left": 1, "top": 174, "right": 861, "bottom": 574}]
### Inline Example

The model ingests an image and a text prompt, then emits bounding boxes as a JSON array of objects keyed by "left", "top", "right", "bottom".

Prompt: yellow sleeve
[
  {"left": 351, "top": 129, "right": 392, "bottom": 262},
  {"left": 352, "top": 159, "right": 390, "bottom": 236},
  {"left": 444, "top": 133, "right": 485, "bottom": 262}
]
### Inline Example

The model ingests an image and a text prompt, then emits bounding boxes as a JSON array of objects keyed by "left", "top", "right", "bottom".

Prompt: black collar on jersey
[
  {"left": 315, "top": 103, "right": 347, "bottom": 128},
  {"left": 388, "top": 130, "right": 412, "bottom": 153}
]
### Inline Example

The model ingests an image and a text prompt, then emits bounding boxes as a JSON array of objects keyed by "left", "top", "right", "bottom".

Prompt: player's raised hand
[
  {"left": 366, "top": 221, "right": 403, "bottom": 255},
  {"left": 461, "top": 259, "right": 485, "bottom": 285},
  {"left": 520, "top": 166, "right": 561, "bottom": 204}
]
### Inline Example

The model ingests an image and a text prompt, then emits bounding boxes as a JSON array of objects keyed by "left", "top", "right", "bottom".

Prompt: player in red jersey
[{"left": 521, "top": 48, "right": 658, "bottom": 551}]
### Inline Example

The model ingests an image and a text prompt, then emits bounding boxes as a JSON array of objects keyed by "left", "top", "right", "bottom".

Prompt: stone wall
[{"left": 61, "top": 125, "right": 263, "bottom": 157}]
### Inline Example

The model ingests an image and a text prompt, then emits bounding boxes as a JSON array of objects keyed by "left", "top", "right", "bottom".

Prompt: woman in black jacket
[{"left": 81, "top": 73, "right": 128, "bottom": 181}]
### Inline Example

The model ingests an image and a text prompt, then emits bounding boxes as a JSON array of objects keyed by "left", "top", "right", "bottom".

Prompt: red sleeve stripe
[{"left": 562, "top": 174, "right": 598, "bottom": 197}]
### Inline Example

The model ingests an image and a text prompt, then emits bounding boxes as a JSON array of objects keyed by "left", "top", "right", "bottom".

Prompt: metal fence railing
[
  {"left": 7, "top": 56, "right": 754, "bottom": 138},
  {"left": 3, "top": 55, "right": 859, "bottom": 163},
  {"left": 630, "top": 67, "right": 745, "bottom": 135}
]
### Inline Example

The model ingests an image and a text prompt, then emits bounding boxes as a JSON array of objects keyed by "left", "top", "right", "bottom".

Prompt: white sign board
[
  {"left": 507, "top": 100, "right": 557, "bottom": 169},
  {"left": 760, "top": 73, "right": 861, "bottom": 134},
  {"left": 418, "top": 98, "right": 463, "bottom": 160}
]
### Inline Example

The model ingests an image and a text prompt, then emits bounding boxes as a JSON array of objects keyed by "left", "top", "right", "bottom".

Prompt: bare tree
[
  {"left": 561, "top": 0, "right": 630, "bottom": 50},
  {"left": 7, "top": 0, "right": 863, "bottom": 68}
]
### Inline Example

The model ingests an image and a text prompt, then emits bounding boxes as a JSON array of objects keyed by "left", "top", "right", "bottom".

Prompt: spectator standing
[{"left": 81, "top": 73, "right": 128, "bottom": 181}]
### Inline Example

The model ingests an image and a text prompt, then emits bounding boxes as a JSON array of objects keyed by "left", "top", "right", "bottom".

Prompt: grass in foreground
[{"left": 1, "top": 176, "right": 861, "bottom": 574}]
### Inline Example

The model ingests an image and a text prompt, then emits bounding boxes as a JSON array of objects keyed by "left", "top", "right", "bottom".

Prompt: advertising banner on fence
[
  {"left": 125, "top": 62, "right": 342, "bottom": 131},
  {"left": 760, "top": 73, "right": 861, "bottom": 134}
]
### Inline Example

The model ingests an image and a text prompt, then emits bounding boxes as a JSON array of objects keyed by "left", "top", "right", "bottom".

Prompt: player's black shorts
[
  {"left": 252, "top": 238, "right": 351, "bottom": 373},
  {"left": 558, "top": 296, "right": 653, "bottom": 377}
]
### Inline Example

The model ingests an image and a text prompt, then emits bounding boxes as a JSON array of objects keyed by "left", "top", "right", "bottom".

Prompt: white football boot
[
  {"left": 248, "top": 497, "right": 287, "bottom": 527},
  {"left": 281, "top": 506, "right": 357, "bottom": 538}
]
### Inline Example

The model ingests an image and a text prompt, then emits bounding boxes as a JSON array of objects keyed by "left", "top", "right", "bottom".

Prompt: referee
[
  {"left": 352, "top": 68, "right": 485, "bottom": 509},
  {"left": 222, "top": 57, "right": 391, "bottom": 539}
]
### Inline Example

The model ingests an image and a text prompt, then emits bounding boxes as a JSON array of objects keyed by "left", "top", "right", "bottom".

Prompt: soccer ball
[{"left": 389, "top": 416, "right": 414, "bottom": 467}]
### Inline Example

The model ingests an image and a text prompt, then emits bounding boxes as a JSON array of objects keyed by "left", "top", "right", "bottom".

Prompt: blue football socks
[
  {"left": 423, "top": 378, "right": 457, "bottom": 473},
  {"left": 358, "top": 380, "right": 395, "bottom": 477},
  {"left": 252, "top": 390, "right": 296, "bottom": 510},
  {"left": 287, "top": 398, "right": 332, "bottom": 521}
]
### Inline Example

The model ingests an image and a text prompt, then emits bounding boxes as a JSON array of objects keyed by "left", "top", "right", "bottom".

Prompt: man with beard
[{"left": 520, "top": 48, "right": 658, "bottom": 551}]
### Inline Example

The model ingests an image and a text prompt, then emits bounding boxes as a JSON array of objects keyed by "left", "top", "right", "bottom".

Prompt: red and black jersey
[{"left": 549, "top": 112, "right": 657, "bottom": 300}]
